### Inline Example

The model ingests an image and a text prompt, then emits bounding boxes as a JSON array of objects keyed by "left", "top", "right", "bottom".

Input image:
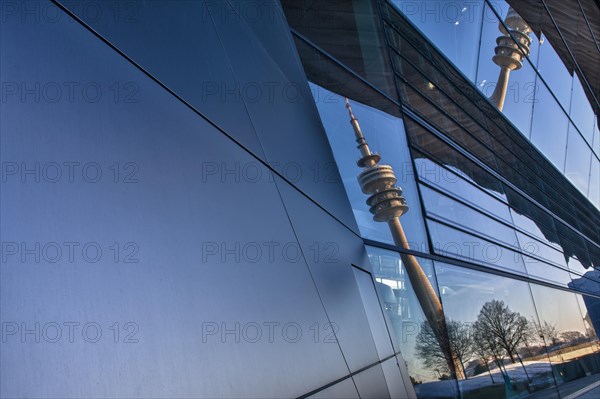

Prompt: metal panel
[
  {"left": 307, "top": 378, "right": 359, "bottom": 399},
  {"left": 53, "top": 0, "right": 265, "bottom": 158},
  {"left": 56, "top": 0, "right": 360, "bottom": 235},
  {"left": 273, "top": 176, "right": 381, "bottom": 372},
  {"left": 352, "top": 267, "right": 395, "bottom": 360},
  {"left": 381, "top": 356, "right": 414, "bottom": 399},
  {"left": 207, "top": 2, "right": 360, "bottom": 234},
  {"left": 0, "top": 6, "right": 349, "bottom": 397},
  {"left": 352, "top": 363, "right": 391, "bottom": 399},
  {"left": 396, "top": 355, "right": 418, "bottom": 399}
]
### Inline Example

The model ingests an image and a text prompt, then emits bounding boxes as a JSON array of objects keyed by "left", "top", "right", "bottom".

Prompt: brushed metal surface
[
  {"left": 0, "top": 5, "right": 351, "bottom": 396},
  {"left": 56, "top": 0, "right": 360, "bottom": 235}
]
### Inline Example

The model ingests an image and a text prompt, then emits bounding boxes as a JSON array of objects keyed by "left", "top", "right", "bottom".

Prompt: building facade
[{"left": 1, "top": 0, "right": 598, "bottom": 398}]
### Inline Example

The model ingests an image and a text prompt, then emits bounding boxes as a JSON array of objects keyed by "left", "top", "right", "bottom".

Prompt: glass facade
[
  {"left": 393, "top": 0, "right": 599, "bottom": 205},
  {"left": 287, "top": 0, "right": 600, "bottom": 397}
]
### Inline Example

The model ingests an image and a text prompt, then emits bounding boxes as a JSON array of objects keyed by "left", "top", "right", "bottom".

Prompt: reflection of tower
[
  {"left": 489, "top": 7, "right": 532, "bottom": 111},
  {"left": 345, "top": 98, "right": 465, "bottom": 379}
]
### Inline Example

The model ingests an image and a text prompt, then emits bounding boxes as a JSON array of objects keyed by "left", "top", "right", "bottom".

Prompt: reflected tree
[
  {"left": 532, "top": 320, "right": 561, "bottom": 347},
  {"left": 473, "top": 300, "right": 529, "bottom": 364},
  {"left": 473, "top": 322, "right": 509, "bottom": 380},
  {"left": 416, "top": 320, "right": 474, "bottom": 379},
  {"left": 416, "top": 321, "right": 452, "bottom": 377},
  {"left": 471, "top": 328, "right": 497, "bottom": 383}
]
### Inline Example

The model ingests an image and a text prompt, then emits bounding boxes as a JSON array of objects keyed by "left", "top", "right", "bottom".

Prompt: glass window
[
  {"left": 566, "top": 256, "right": 591, "bottom": 278},
  {"left": 310, "top": 83, "right": 429, "bottom": 250},
  {"left": 564, "top": 124, "right": 592, "bottom": 195},
  {"left": 366, "top": 246, "right": 461, "bottom": 398},
  {"left": 405, "top": 120, "right": 506, "bottom": 199},
  {"left": 569, "top": 270, "right": 600, "bottom": 296},
  {"left": 427, "top": 219, "right": 527, "bottom": 274},
  {"left": 529, "top": 284, "right": 600, "bottom": 395},
  {"left": 523, "top": 256, "right": 572, "bottom": 287},
  {"left": 420, "top": 185, "right": 520, "bottom": 249},
  {"left": 569, "top": 74, "right": 595, "bottom": 145},
  {"left": 475, "top": 2, "right": 538, "bottom": 138},
  {"left": 510, "top": 208, "right": 561, "bottom": 251},
  {"left": 414, "top": 157, "right": 513, "bottom": 223},
  {"left": 535, "top": 34, "right": 573, "bottom": 111},
  {"left": 515, "top": 231, "right": 567, "bottom": 269},
  {"left": 485, "top": 0, "right": 541, "bottom": 66},
  {"left": 588, "top": 158, "right": 599, "bottom": 210},
  {"left": 529, "top": 81, "right": 569, "bottom": 170},
  {"left": 593, "top": 118, "right": 600, "bottom": 157},
  {"left": 574, "top": 293, "right": 600, "bottom": 350},
  {"left": 389, "top": 0, "right": 485, "bottom": 81},
  {"left": 434, "top": 263, "right": 559, "bottom": 398}
]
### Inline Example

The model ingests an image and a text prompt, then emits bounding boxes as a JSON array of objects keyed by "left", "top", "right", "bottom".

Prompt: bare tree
[
  {"left": 416, "top": 320, "right": 474, "bottom": 379},
  {"left": 471, "top": 328, "right": 497, "bottom": 383},
  {"left": 474, "top": 300, "right": 529, "bottom": 363},
  {"left": 448, "top": 321, "right": 475, "bottom": 379},
  {"left": 532, "top": 320, "right": 561, "bottom": 347},
  {"left": 520, "top": 321, "right": 538, "bottom": 358},
  {"left": 416, "top": 321, "right": 452, "bottom": 377}
]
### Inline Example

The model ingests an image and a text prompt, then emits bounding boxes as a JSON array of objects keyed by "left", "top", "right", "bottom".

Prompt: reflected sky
[
  {"left": 389, "top": 0, "right": 598, "bottom": 206},
  {"left": 309, "top": 82, "right": 429, "bottom": 251}
]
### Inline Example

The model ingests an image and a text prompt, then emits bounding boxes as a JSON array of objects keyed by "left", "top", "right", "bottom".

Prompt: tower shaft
[{"left": 345, "top": 99, "right": 465, "bottom": 379}]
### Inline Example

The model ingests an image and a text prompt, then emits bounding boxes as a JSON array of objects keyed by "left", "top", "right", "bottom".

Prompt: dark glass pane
[
  {"left": 414, "top": 156, "right": 513, "bottom": 222},
  {"left": 405, "top": 118, "right": 505, "bottom": 197},
  {"left": 282, "top": 0, "right": 398, "bottom": 100}
]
